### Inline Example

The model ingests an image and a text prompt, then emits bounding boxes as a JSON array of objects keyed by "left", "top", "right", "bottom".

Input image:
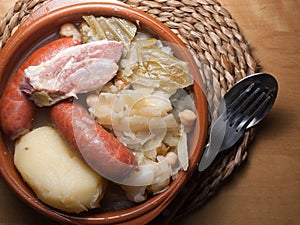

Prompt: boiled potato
[{"left": 14, "top": 126, "right": 106, "bottom": 213}]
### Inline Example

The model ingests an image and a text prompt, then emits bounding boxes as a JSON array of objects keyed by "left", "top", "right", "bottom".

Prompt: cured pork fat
[
  {"left": 0, "top": 37, "right": 77, "bottom": 140},
  {"left": 22, "top": 40, "right": 123, "bottom": 106}
]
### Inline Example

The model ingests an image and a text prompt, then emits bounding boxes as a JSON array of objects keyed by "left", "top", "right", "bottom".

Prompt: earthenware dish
[{"left": 0, "top": 0, "right": 208, "bottom": 224}]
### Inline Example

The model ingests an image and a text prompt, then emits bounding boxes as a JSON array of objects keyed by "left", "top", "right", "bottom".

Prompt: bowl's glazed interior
[{"left": 0, "top": 0, "right": 208, "bottom": 224}]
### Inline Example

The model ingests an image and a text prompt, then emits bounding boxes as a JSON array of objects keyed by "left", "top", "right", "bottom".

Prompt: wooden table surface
[{"left": 0, "top": 0, "right": 299, "bottom": 224}]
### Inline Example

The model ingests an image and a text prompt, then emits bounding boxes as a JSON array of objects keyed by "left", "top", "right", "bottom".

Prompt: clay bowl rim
[{"left": 0, "top": 0, "right": 208, "bottom": 224}]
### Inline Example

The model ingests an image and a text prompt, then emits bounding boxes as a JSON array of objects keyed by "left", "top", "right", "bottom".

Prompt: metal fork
[{"left": 198, "top": 73, "right": 278, "bottom": 172}]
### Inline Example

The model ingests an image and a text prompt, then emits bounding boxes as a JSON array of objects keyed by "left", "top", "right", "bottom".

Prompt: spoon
[{"left": 198, "top": 72, "right": 278, "bottom": 171}]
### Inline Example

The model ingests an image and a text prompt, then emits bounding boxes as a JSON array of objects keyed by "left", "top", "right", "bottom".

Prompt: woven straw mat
[{"left": 0, "top": 0, "right": 259, "bottom": 221}]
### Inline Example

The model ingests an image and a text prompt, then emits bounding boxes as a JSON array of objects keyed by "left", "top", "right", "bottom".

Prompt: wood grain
[{"left": 0, "top": 0, "right": 299, "bottom": 224}]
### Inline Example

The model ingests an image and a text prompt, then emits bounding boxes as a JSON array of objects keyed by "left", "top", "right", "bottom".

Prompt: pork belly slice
[{"left": 22, "top": 40, "right": 123, "bottom": 107}]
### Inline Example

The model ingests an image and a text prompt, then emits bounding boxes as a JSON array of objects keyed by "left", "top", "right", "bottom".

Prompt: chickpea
[
  {"left": 59, "top": 23, "right": 81, "bottom": 42},
  {"left": 178, "top": 109, "right": 196, "bottom": 132},
  {"left": 165, "top": 151, "right": 178, "bottom": 167}
]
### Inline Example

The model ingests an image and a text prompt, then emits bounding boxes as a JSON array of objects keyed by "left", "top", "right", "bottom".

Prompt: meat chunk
[
  {"left": 0, "top": 37, "right": 77, "bottom": 140},
  {"left": 22, "top": 40, "right": 123, "bottom": 106}
]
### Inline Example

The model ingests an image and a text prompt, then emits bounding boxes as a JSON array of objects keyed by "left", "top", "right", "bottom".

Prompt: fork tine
[
  {"left": 227, "top": 86, "right": 261, "bottom": 124},
  {"left": 226, "top": 83, "right": 255, "bottom": 117},
  {"left": 237, "top": 94, "right": 272, "bottom": 131},
  {"left": 234, "top": 90, "right": 265, "bottom": 126}
]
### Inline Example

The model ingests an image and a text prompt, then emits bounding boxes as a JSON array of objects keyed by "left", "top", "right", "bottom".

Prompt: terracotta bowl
[{"left": 0, "top": 0, "right": 208, "bottom": 224}]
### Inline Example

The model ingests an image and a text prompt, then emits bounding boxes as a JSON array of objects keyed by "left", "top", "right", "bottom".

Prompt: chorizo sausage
[
  {"left": 0, "top": 37, "right": 78, "bottom": 140},
  {"left": 50, "top": 101, "right": 137, "bottom": 183}
]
